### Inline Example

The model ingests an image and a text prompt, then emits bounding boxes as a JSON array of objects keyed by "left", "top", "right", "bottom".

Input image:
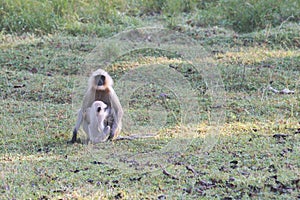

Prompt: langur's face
[
  {"left": 93, "top": 101, "right": 108, "bottom": 114},
  {"left": 94, "top": 75, "right": 106, "bottom": 90},
  {"left": 95, "top": 75, "right": 105, "bottom": 86}
]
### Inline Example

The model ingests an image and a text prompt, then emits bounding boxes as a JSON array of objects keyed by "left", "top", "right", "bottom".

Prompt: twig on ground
[
  {"left": 268, "top": 86, "right": 279, "bottom": 93},
  {"left": 115, "top": 134, "right": 157, "bottom": 141},
  {"left": 186, "top": 165, "right": 198, "bottom": 176},
  {"left": 162, "top": 168, "right": 178, "bottom": 180},
  {"left": 268, "top": 86, "right": 295, "bottom": 94}
]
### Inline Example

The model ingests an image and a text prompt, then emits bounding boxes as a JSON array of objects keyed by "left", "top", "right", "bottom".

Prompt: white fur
[{"left": 83, "top": 101, "right": 111, "bottom": 143}]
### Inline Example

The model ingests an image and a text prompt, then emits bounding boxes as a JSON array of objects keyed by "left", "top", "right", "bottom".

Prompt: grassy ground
[
  {"left": 1, "top": 1, "right": 300, "bottom": 199},
  {"left": 1, "top": 24, "right": 299, "bottom": 199}
]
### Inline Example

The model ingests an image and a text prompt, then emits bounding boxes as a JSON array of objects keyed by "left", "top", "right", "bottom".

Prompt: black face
[
  {"left": 97, "top": 107, "right": 101, "bottom": 112},
  {"left": 96, "top": 75, "right": 106, "bottom": 86}
]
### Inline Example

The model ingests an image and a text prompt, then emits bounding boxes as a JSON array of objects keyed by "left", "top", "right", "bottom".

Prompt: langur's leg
[
  {"left": 104, "top": 126, "right": 111, "bottom": 140},
  {"left": 69, "top": 109, "right": 83, "bottom": 143}
]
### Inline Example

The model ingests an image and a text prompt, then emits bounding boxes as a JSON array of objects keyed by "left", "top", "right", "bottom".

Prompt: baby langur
[
  {"left": 83, "top": 101, "right": 111, "bottom": 143},
  {"left": 70, "top": 69, "right": 123, "bottom": 143}
]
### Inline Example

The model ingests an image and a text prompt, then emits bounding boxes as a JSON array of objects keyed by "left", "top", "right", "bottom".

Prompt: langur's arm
[
  {"left": 109, "top": 90, "right": 124, "bottom": 140},
  {"left": 69, "top": 89, "right": 95, "bottom": 144},
  {"left": 92, "top": 126, "right": 111, "bottom": 143},
  {"left": 70, "top": 109, "right": 83, "bottom": 143}
]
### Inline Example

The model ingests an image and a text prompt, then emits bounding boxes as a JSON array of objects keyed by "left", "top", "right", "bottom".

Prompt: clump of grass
[
  {"left": 2, "top": 0, "right": 299, "bottom": 36},
  {"left": 221, "top": 0, "right": 300, "bottom": 33},
  {"left": 1, "top": 0, "right": 59, "bottom": 34},
  {"left": 193, "top": 0, "right": 300, "bottom": 33},
  {"left": 0, "top": 0, "right": 140, "bottom": 36}
]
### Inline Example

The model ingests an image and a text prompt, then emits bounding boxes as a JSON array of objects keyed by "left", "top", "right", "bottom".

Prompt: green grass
[
  {"left": 1, "top": 0, "right": 299, "bottom": 36},
  {"left": 1, "top": 1, "right": 300, "bottom": 199},
  {"left": 1, "top": 26, "right": 299, "bottom": 198}
]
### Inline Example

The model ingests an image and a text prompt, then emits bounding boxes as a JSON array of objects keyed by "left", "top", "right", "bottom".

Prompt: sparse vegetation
[{"left": 1, "top": 0, "right": 299, "bottom": 199}]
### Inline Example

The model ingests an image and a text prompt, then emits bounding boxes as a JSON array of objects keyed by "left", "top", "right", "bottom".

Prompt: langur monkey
[
  {"left": 83, "top": 101, "right": 111, "bottom": 143},
  {"left": 70, "top": 69, "right": 123, "bottom": 143}
]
